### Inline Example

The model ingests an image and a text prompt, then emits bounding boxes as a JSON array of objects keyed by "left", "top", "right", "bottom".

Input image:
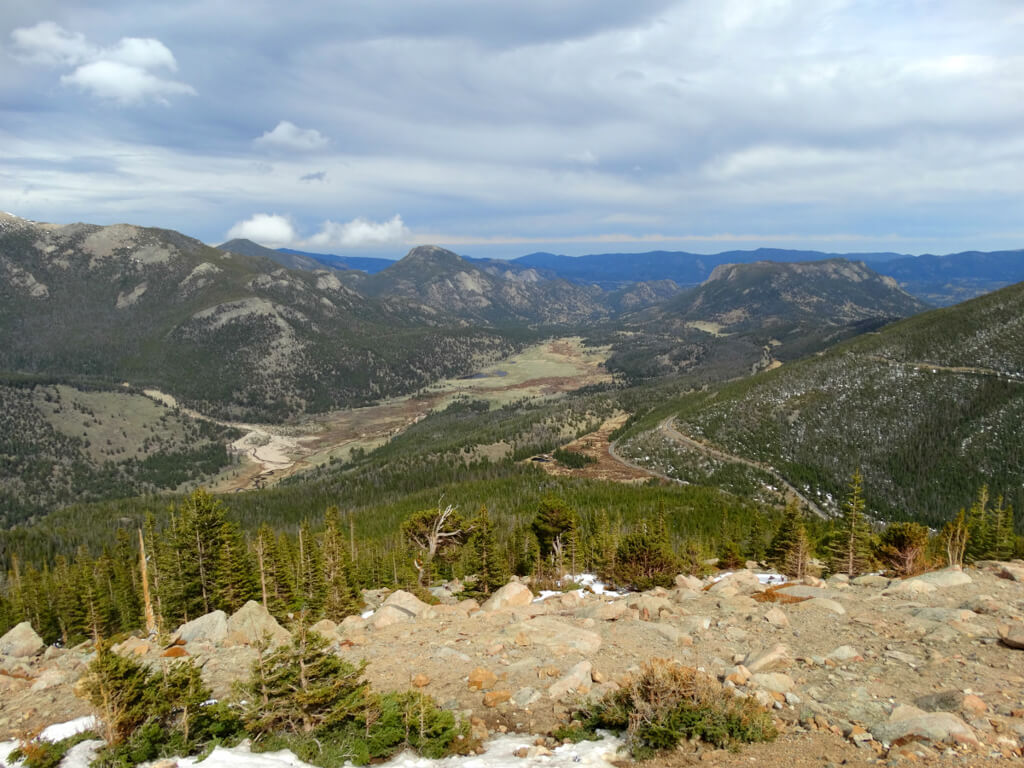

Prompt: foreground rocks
[{"left": 2, "top": 562, "right": 1024, "bottom": 764}]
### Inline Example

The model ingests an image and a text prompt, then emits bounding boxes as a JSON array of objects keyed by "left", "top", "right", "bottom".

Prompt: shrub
[
  {"left": 240, "top": 623, "right": 472, "bottom": 766},
  {"left": 561, "top": 659, "right": 776, "bottom": 758},
  {"left": 80, "top": 642, "right": 243, "bottom": 768},
  {"left": 552, "top": 448, "right": 596, "bottom": 469},
  {"left": 8, "top": 730, "right": 99, "bottom": 768},
  {"left": 608, "top": 527, "right": 678, "bottom": 591},
  {"left": 876, "top": 521, "right": 929, "bottom": 577}
]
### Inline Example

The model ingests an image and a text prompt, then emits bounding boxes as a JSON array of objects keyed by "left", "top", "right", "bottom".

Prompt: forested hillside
[{"left": 618, "top": 280, "right": 1024, "bottom": 526}]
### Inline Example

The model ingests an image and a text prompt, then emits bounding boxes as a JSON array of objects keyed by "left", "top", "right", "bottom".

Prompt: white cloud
[
  {"left": 10, "top": 21, "right": 94, "bottom": 67},
  {"left": 62, "top": 60, "right": 195, "bottom": 105},
  {"left": 254, "top": 121, "right": 329, "bottom": 152},
  {"left": 226, "top": 213, "right": 298, "bottom": 246},
  {"left": 306, "top": 215, "right": 410, "bottom": 248},
  {"left": 11, "top": 21, "right": 193, "bottom": 105}
]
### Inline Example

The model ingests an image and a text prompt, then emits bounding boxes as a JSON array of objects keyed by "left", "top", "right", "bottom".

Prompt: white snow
[
  {"left": 709, "top": 570, "right": 786, "bottom": 586},
  {"left": 533, "top": 573, "right": 624, "bottom": 602},
  {"left": 38, "top": 716, "right": 98, "bottom": 743},
  {"left": 2, "top": 722, "right": 623, "bottom": 768}
]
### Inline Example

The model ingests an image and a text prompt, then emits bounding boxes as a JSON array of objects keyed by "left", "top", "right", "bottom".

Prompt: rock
[
  {"left": 743, "top": 644, "right": 791, "bottom": 673},
  {"left": 675, "top": 574, "right": 703, "bottom": 590},
  {"left": 870, "top": 707, "right": 979, "bottom": 748},
  {"left": 468, "top": 667, "right": 498, "bottom": 691},
  {"left": 708, "top": 570, "right": 765, "bottom": 595},
  {"left": 0, "top": 622, "right": 45, "bottom": 658},
  {"left": 776, "top": 585, "right": 835, "bottom": 599},
  {"left": 513, "top": 687, "right": 540, "bottom": 708},
  {"left": 481, "top": 582, "right": 534, "bottom": 611},
  {"left": 750, "top": 672, "right": 794, "bottom": 694},
  {"left": 794, "top": 597, "right": 846, "bottom": 615},
  {"left": 225, "top": 601, "right": 291, "bottom": 647},
  {"left": 172, "top": 610, "right": 228, "bottom": 645},
  {"left": 653, "top": 624, "right": 693, "bottom": 646},
  {"left": 961, "top": 595, "right": 1001, "bottom": 615},
  {"left": 908, "top": 569, "right": 973, "bottom": 589},
  {"left": 383, "top": 589, "right": 432, "bottom": 617},
  {"left": 852, "top": 574, "right": 889, "bottom": 587},
  {"left": 827, "top": 645, "right": 862, "bottom": 663},
  {"left": 576, "top": 600, "right": 630, "bottom": 621},
  {"left": 310, "top": 619, "right": 341, "bottom": 643},
  {"left": 112, "top": 636, "right": 151, "bottom": 657},
  {"left": 29, "top": 667, "right": 68, "bottom": 692},
  {"left": 678, "top": 616, "right": 712, "bottom": 634},
  {"left": 506, "top": 617, "right": 602, "bottom": 655},
  {"left": 162, "top": 646, "right": 189, "bottom": 658},
  {"left": 366, "top": 604, "right": 415, "bottom": 630},
  {"left": 997, "top": 562, "right": 1024, "bottom": 582},
  {"left": 483, "top": 689, "right": 511, "bottom": 707},
  {"left": 626, "top": 594, "right": 676, "bottom": 620},
  {"left": 883, "top": 579, "right": 936, "bottom": 596},
  {"left": 412, "top": 673, "right": 430, "bottom": 688},
  {"left": 764, "top": 607, "right": 789, "bottom": 627},
  {"left": 998, "top": 623, "right": 1024, "bottom": 649},
  {"left": 339, "top": 615, "right": 366, "bottom": 634},
  {"left": 724, "top": 665, "right": 751, "bottom": 685},
  {"left": 548, "top": 661, "right": 593, "bottom": 699}
]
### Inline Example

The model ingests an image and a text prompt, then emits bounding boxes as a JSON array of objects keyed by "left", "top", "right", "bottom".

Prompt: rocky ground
[{"left": 3, "top": 560, "right": 1024, "bottom": 767}]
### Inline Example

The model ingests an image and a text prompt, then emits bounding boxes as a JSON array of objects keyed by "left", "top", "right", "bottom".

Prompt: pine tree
[
  {"left": 531, "top": 496, "right": 578, "bottom": 579},
  {"left": 462, "top": 505, "right": 508, "bottom": 596},
  {"left": 767, "top": 501, "right": 810, "bottom": 579},
  {"left": 828, "top": 469, "right": 874, "bottom": 577},
  {"left": 173, "top": 489, "right": 229, "bottom": 619},
  {"left": 321, "top": 509, "right": 362, "bottom": 620},
  {"left": 610, "top": 523, "right": 679, "bottom": 591},
  {"left": 216, "top": 522, "right": 258, "bottom": 613},
  {"left": 401, "top": 504, "right": 470, "bottom": 586},
  {"left": 238, "top": 619, "right": 369, "bottom": 737}
]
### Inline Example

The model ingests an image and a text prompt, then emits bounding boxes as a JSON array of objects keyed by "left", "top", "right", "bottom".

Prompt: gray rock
[
  {"left": 870, "top": 707, "right": 979, "bottom": 748},
  {"left": 548, "top": 660, "right": 593, "bottom": 699},
  {"left": 674, "top": 574, "right": 703, "bottom": 591},
  {"left": 513, "top": 686, "right": 541, "bottom": 708},
  {"left": 507, "top": 616, "right": 602, "bottom": 655},
  {"left": 481, "top": 582, "right": 534, "bottom": 611},
  {"left": 366, "top": 604, "right": 415, "bottom": 630},
  {"left": 915, "top": 690, "right": 967, "bottom": 712},
  {"left": 173, "top": 610, "right": 228, "bottom": 645},
  {"left": 576, "top": 599, "right": 630, "bottom": 621},
  {"left": 708, "top": 570, "right": 765, "bottom": 595},
  {"left": 999, "top": 622, "right": 1024, "bottom": 649},
  {"left": 0, "top": 622, "right": 45, "bottom": 658},
  {"left": 793, "top": 597, "right": 846, "bottom": 615},
  {"left": 764, "top": 607, "right": 789, "bottom": 627},
  {"left": 226, "top": 601, "right": 291, "bottom": 647},
  {"left": 852, "top": 574, "right": 889, "bottom": 587},
  {"left": 750, "top": 672, "right": 794, "bottom": 693},
  {"left": 383, "top": 589, "right": 432, "bottom": 617},
  {"left": 743, "top": 643, "right": 791, "bottom": 673}
]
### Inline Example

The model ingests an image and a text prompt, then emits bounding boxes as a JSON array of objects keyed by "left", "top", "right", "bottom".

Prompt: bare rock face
[
  {"left": 382, "top": 589, "right": 432, "bottom": 617},
  {"left": 708, "top": 570, "right": 765, "bottom": 595},
  {"left": 367, "top": 605, "right": 415, "bottom": 630},
  {"left": 998, "top": 623, "right": 1024, "bottom": 649},
  {"left": 743, "top": 643, "right": 791, "bottom": 673},
  {"left": 172, "top": 610, "right": 229, "bottom": 645},
  {"left": 870, "top": 706, "right": 979, "bottom": 748},
  {"left": 548, "top": 661, "right": 593, "bottom": 699},
  {"left": 481, "top": 582, "right": 534, "bottom": 611},
  {"left": 504, "top": 616, "right": 602, "bottom": 655},
  {"left": 0, "top": 622, "right": 45, "bottom": 658},
  {"left": 225, "top": 601, "right": 291, "bottom": 647}
]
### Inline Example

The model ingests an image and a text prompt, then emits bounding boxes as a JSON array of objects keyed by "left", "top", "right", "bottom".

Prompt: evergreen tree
[
  {"left": 172, "top": 489, "right": 229, "bottom": 620},
  {"left": 238, "top": 620, "right": 369, "bottom": 738},
  {"left": 321, "top": 508, "right": 362, "bottom": 621},
  {"left": 216, "top": 522, "right": 258, "bottom": 613},
  {"left": 294, "top": 521, "right": 324, "bottom": 614},
  {"left": 876, "top": 521, "right": 928, "bottom": 577},
  {"left": 610, "top": 523, "right": 679, "bottom": 591},
  {"left": 401, "top": 504, "right": 470, "bottom": 586},
  {"left": 828, "top": 469, "right": 874, "bottom": 577},
  {"left": 531, "top": 496, "right": 578, "bottom": 578},
  {"left": 766, "top": 501, "right": 809, "bottom": 578},
  {"left": 461, "top": 505, "right": 508, "bottom": 596}
]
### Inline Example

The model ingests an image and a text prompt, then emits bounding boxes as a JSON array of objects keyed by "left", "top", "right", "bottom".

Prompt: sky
[{"left": 2, "top": 0, "right": 1024, "bottom": 260}]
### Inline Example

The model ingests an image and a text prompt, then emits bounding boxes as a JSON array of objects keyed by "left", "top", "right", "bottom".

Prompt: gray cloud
[{"left": 2, "top": 1, "right": 1024, "bottom": 256}]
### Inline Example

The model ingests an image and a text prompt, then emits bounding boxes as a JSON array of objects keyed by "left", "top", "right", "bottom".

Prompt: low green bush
[{"left": 561, "top": 659, "right": 776, "bottom": 758}]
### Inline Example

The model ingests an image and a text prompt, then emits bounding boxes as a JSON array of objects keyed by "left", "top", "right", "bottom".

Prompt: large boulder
[
  {"left": 743, "top": 643, "right": 791, "bottom": 673},
  {"left": 172, "top": 610, "right": 228, "bottom": 645},
  {"left": 708, "top": 570, "right": 765, "bottom": 595},
  {"left": 366, "top": 604, "right": 415, "bottom": 630},
  {"left": 382, "top": 590, "right": 432, "bottom": 617},
  {"left": 999, "top": 623, "right": 1024, "bottom": 650},
  {"left": 225, "top": 601, "right": 291, "bottom": 647},
  {"left": 505, "top": 616, "right": 602, "bottom": 655},
  {"left": 0, "top": 622, "right": 45, "bottom": 658},
  {"left": 548, "top": 661, "right": 593, "bottom": 699},
  {"left": 870, "top": 706, "right": 978, "bottom": 748},
  {"left": 886, "top": 569, "right": 973, "bottom": 595},
  {"left": 481, "top": 582, "right": 534, "bottom": 611}
]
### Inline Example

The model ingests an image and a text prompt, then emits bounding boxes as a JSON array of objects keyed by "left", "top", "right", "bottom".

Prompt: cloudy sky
[{"left": 2, "top": 1, "right": 1023, "bottom": 258}]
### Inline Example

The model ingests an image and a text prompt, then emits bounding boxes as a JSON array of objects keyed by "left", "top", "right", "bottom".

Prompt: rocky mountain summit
[{"left": 2, "top": 561, "right": 1024, "bottom": 765}]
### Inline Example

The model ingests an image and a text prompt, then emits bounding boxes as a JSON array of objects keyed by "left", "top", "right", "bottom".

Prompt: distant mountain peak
[{"left": 400, "top": 245, "right": 465, "bottom": 265}]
